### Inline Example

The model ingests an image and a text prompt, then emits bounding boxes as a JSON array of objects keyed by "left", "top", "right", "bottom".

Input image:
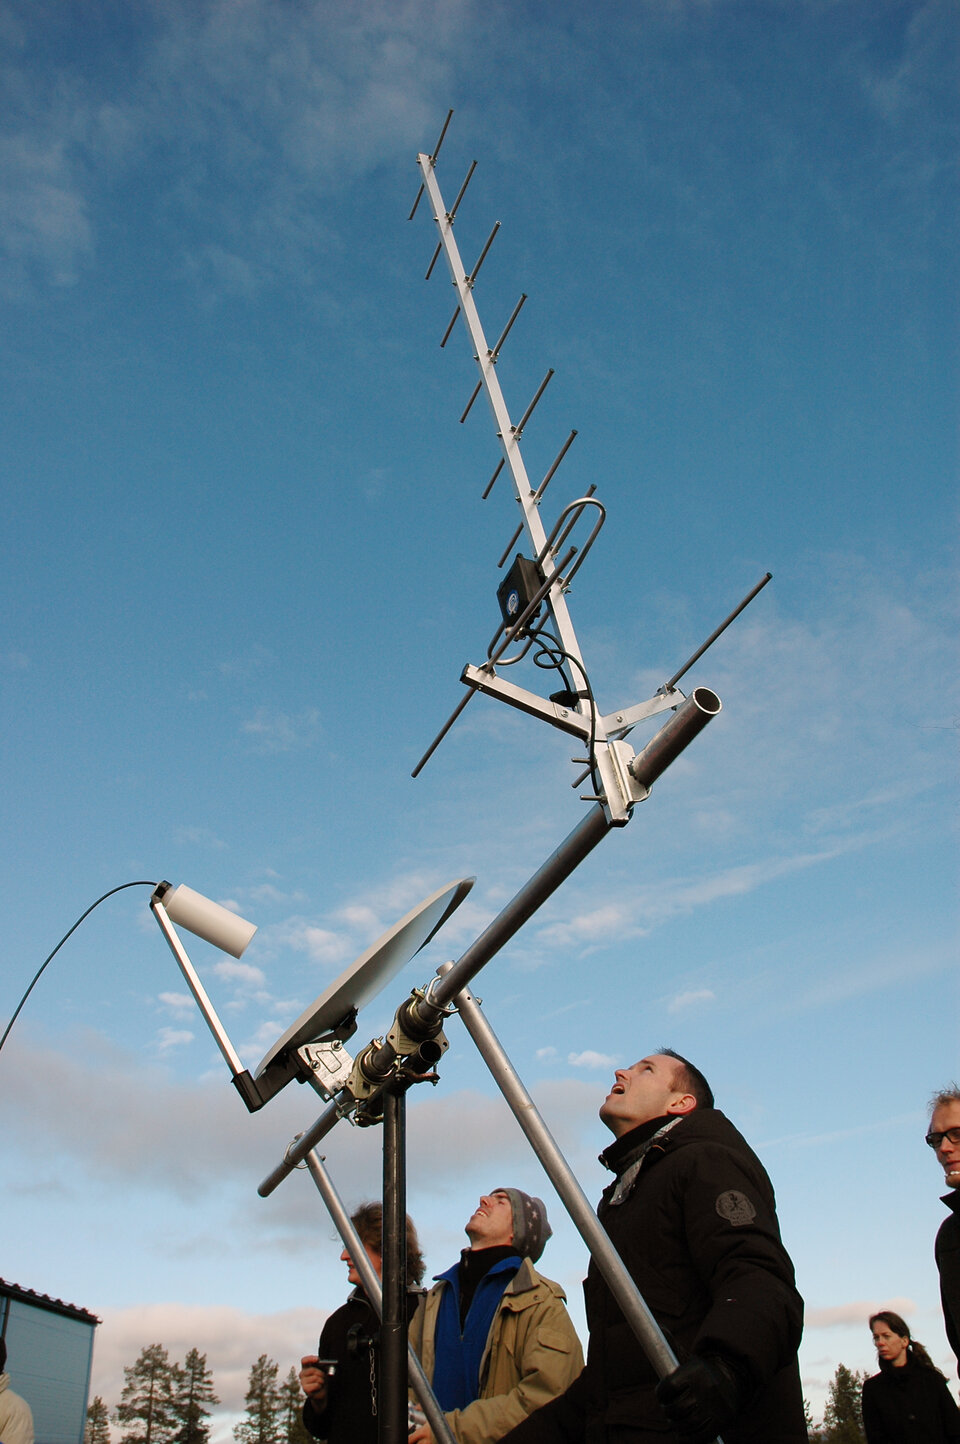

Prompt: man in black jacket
[
  {"left": 928, "top": 1085, "right": 960, "bottom": 1374},
  {"left": 500, "top": 1049, "right": 806, "bottom": 1444}
]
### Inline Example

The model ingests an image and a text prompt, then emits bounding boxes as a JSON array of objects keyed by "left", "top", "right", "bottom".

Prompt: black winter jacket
[
  {"left": 861, "top": 1355, "right": 960, "bottom": 1443},
  {"left": 937, "top": 1192, "right": 960, "bottom": 1374},
  {"left": 501, "top": 1108, "right": 806, "bottom": 1443},
  {"left": 302, "top": 1288, "right": 422, "bottom": 1444}
]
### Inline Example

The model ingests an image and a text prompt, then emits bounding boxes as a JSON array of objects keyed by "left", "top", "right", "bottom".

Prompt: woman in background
[{"left": 861, "top": 1309, "right": 960, "bottom": 1444}]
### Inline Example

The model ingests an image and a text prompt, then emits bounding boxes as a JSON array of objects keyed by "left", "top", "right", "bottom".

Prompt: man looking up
[
  {"left": 501, "top": 1050, "right": 806, "bottom": 1444},
  {"left": 408, "top": 1186, "right": 583, "bottom": 1444},
  {"left": 928, "top": 1084, "right": 960, "bottom": 1372}
]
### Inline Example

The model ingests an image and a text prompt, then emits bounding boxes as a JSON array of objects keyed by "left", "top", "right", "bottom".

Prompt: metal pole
[
  {"left": 302, "top": 1151, "right": 458, "bottom": 1444},
  {"left": 259, "top": 1099, "right": 341, "bottom": 1196},
  {"left": 430, "top": 803, "right": 611, "bottom": 1008},
  {"left": 151, "top": 900, "right": 245, "bottom": 1077},
  {"left": 452, "top": 979, "right": 677, "bottom": 1372},
  {"left": 381, "top": 1085, "right": 408, "bottom": 1444}
]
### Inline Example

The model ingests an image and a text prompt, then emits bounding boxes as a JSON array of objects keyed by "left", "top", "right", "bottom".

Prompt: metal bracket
[{"left": 297, "top": 1039, "right": 355, "bottom": 1100}]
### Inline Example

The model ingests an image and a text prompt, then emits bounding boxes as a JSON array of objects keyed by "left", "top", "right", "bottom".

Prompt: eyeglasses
[{"left": 925, "top": 1127, "right": 960, "bottom": 1149}]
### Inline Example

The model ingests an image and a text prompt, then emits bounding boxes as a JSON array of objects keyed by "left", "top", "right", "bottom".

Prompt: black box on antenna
[{"left": 497, "top": 554, "right": 544, "bottom": 633}]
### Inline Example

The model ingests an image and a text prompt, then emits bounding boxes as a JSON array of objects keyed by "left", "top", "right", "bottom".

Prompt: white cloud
[
  {"left": 158, "top": 992, "right": 195, "bottom": 1014},
  {"left": 156, "top": 1028, "right": 195, "bottom": 1052},
  {"left": 537, "top": 903, "right": 643, "bottom": 951},
  {"left": 667, "top": 988, "right": 716, "bottom": 1014},
  {"left": 240, "top": 708, "right": 321, "bottom": 753},
  {"left": 275, "top": 920, "right": 352, "bottom": 967},
  {"left": 173, "top": 826, "right": 228, "bottom": 851},
  {"left": 247, "top": 883, "right": 307, "bottom": 907},
  {"left": 1, "top": 0, "right": 469, "bottom": 300},
  {"left": 806, "top": 1298, "right": 915, "bottom": 1329},
  {"left": 567, "top": 1050, "right": 617, "bottom": 1071},
  {"left": 0, "top": 132, "right": 93, "bottom": 296},
  {"left": 535, "top": 847, "right": 845, "bottom": 953},
  {"left": 212, "top": 959, "right": 266, "bottom": 989},
  {"left": 334, "top": 903, "right": 382, "bottom": 934},
  {"left": 0, "top": 1032, "right": 600, "bottom": 1207}
]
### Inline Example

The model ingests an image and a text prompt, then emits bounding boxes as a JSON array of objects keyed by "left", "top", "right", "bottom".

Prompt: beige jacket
[
  {"left": 0, "top": 1376, "right": 34, "bottom": 1444},
  {"left": 408, "top": 1257, "right": 583, "bottom": 1444}
]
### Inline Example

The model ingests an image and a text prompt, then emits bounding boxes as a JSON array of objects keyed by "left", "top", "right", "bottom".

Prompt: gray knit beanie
[{"left": 496, "top": 1187, "right": 552, "bottom": 1262}]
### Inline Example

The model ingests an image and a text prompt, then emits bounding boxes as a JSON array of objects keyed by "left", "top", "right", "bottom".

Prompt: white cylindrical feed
[{"left": 161, "top": 884, "right": 257, "bottom": 958}]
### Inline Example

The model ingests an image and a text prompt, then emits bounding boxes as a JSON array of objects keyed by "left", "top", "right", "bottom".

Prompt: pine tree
[
  {"left": 803, "top": 1395, "right": 821, "bottom": 1442},
  {"left": 234, "top": 1355, "right": 282, "bottom": 1444},
  {"left": 171, "top": 1348, "right": 219, "bottom": 1444},
  {"left": 116, "top": 1344, "right": 177, "bottom": 1444},
  {"left": 86, "top": 1396, "right": 112, "bottom": 1444},
  {"left": 278, "top": 1366, "right": 311, "bottom": 1444},
  {"left": 821, "top": 1362, "right": 867, "bottom": 1442}
]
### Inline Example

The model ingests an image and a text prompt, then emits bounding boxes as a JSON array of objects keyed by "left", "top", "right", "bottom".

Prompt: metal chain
[{"left": 369, "top": 1339, "right": 378, "bottom": 1417}]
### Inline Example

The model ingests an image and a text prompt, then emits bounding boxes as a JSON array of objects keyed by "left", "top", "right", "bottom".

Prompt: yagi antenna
[{"left": 408, "top": 117, "right": 771, "bottom": 822}]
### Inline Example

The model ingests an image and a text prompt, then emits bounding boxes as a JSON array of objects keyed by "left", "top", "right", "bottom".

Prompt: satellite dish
[{"left": 253, "top": 877, "right": 473, "bottom": 1093}]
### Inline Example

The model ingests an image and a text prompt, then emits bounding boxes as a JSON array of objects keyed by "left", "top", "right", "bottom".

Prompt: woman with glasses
[{"left": 861, "top": 1310, "right": 960, "bottom": 1443}]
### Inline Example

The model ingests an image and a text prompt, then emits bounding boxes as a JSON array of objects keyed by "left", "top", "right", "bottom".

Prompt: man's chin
[{"left": 944, "top": 1167, "right": 960, "bottom": 1188}]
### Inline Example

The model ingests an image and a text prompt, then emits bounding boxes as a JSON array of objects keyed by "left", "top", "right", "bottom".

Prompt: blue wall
[{"left": 2, "top": 1299, "right": 95, "bottom": 1444}]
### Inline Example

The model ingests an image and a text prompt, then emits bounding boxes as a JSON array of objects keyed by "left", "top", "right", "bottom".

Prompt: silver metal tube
[
  {"left": 496, "top": 522, "right": 524, "bottom": 569},
  {"left": 514, "top": 369, "right": 554, "bottom": 436},
  {"left": 302, "top": 1151, "right": 458, "bottom": 1444},
  {"left": 448, "top": 160, "right": 477, "bottom": 220},
  {"left": 258, "top": 1099, "right": 341, "bottom": 1196},
  {"left": 483, "top": 458, "right": 505, "bottom": 500},
  {"left": 411, "top": 685, "right": 479, "bottom": 778},
  {"left": 665, "top": 573, "right": 772, "bottom": 691},
  {"left": 490, "top": 293, "right": 527, "bottom": 359},
  {"left": 151, "top": 900, "right": 245, "bottom": 1078},
  {"left": 467, "top": 221, "right": 500, "bottom": 284},
  {"left": 534, "top": 429, "right": 578, "bottom": 501},
  {"left": 425, "top": 241, "right": 443, "bottom": 281},
  {"left": 430, "top": 804, "right": 611, "bottom": 1009},
  {"left": 429, "top": 110, "right": 454, "bottom": 164},
  {"left": 440, "top": 306, "right": 460, "bottom": 346},
  {"left": 460, "top": 380, "right": 482, "bottom": 424},
  {"left": 451, "top": 984, "right": 678, "bottom": 1373},
  {"left": 629, "top": 687, "right": 722, "bottom": 790}
]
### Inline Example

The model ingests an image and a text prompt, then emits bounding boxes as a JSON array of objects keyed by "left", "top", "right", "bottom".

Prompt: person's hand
[
  {"left": 407, "top": 1427, "right": 434, "bottom": 1444},
  {"left": 654, "top": 1354, "right": 742, "bottom": 1444},
  {"left": 298, "top": 1356, "right": 329, "bottom": 1405}
]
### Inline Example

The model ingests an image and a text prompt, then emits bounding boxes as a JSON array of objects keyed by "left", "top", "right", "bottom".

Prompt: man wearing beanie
[{"left": 408, "top": 1187, "right": 583, "bottom": 1444}]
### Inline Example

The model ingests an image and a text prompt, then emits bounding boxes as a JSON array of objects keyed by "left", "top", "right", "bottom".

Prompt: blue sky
[{"left": 1, "top": 0, "right": 956, "bottom": 1430}]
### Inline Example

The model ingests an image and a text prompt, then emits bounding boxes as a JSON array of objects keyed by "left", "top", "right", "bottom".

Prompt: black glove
[{"left": 655, "top": 1354, "right": 743, "bottom": 1443}]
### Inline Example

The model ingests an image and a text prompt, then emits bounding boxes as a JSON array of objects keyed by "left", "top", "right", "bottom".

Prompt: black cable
[
  {"left": 530, "top": 624, "right": 576, "bottom": 698},
  {"left": 0, "top": 880, "right": 158, "bottom": 1056},
  {"left": 526, "top": 624, "right": 600, "bottom": 786}
]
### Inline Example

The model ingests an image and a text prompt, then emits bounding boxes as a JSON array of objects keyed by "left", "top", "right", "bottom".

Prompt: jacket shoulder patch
[{"left": 715, "top": 1189, "right": 757, "bottom": 1226}]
